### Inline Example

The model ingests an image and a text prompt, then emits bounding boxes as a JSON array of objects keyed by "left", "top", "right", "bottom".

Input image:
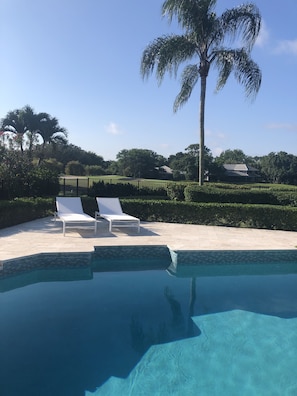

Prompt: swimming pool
[{"left": 1, "top": 247, "right": 297, "bottom": 396}]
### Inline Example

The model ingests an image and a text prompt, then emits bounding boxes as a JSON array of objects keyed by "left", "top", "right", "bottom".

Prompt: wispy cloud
[
  {"left": 265, "top": 123, "right": 297, "bottom": 132},
  {"left": 105, "top": 122, "right": 123, "bottom": 135},
  {"left": 274, "top": 39, "right": 297, "bottom": 56},
  {"left": 255, "top": 20, "right": 269, "bottom": 47}
]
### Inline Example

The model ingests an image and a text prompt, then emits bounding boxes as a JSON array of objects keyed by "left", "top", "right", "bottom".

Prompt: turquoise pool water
[{"left": 1, "top": 248, "right": 297, "bottom": 395}]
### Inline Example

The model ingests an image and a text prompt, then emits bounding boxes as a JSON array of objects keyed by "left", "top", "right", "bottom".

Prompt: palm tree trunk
[{"left": 199, "top": 75, "right": 207, "bottom": 185}]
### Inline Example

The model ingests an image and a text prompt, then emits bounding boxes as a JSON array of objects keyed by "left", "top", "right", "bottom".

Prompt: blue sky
[{"left": 0, "top": 0, "right": 296, "bottom": 161}]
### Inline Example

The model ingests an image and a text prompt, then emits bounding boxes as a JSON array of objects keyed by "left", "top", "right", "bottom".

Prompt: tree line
[{"left": 1, "top": 105, "right": 297, "bottom": 192}]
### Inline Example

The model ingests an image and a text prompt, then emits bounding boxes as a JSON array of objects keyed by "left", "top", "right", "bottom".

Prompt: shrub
[
  {"left": 270, "top": 191, "right": 297, "bottom": 206},
  {"left": 89, "top": 181, "right": 138, "bottom": 197},
  {"left": 65, "top": 161, "right": 85, "bottom": 176},
  {"left": 85, "top": 165, "right": 106, "bottom": 176},
  {"left": 2, "top": 197, "right": 297, "bottom": 232},
  {"left": 0, "top": 198, "right": 54, "bottom": 229},
  {"left": 166, "top": 183, "right": 187, "bottom": 201},
  {"left": 89, "top": 181, "right": 167, "bottom": 198},
  {"left": 120, "top": 199, "right": 297, "bottom": 231},
  {"left": 0, "top": 163, "right": 60, "bottom": 199},
  {"left": 27, "top": 167, "right": 60, "bottom": 197},
  {"left": 42, "top": 158, "right": 64, "bottom": 174},
  {"left": 137, "top": 185, "right": 167, "bottom": 197},
  {"left": 184, "top": 185, "right": 280, "bottom": 205}
]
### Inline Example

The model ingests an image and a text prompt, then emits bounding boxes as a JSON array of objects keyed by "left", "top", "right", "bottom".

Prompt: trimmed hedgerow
[
  {"left": 166, "top": 183, "right": 188, "bottom": 201},
  {"left": 0, "top": 198, "right": 55, "bottom": 229},
  {"left": 184, "top": 185, "right": 297, "bottom": 206},
  {"left": 120, "top": 199, "right": 297, "bottom": 231},
  {"left": 271, "top": 191, "right": 297, "bottom": 206},
  {"left": 2, "top": 197, "right": 297, "bottom": 232},
  {"left": 184, "top": 185, "right": 279, "bottom": 205},
  {"left": 88, "top": 181, "right": 167, "bottom": 198}
]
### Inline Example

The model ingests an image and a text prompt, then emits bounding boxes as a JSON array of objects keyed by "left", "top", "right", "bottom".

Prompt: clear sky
[{"left": 0, "top": 0, "right": 296, "bottom": 161}]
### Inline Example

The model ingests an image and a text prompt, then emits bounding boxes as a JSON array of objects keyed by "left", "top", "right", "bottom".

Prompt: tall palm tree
[{"left": 141, "top": 0, "right": 262, "bottom": 185}]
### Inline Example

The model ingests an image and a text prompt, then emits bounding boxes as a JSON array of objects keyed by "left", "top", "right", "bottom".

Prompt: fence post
[
  {"left": 76, "top": 178, "right": 79, "bottom": 196},
  {"left": 63, "top": 178, "right": 66, "bottom": 196}
]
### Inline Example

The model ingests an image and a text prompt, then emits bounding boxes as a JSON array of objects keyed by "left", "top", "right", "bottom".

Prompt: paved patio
[{"left": 1, "top": 216, "right": 297, "bottom": 261}]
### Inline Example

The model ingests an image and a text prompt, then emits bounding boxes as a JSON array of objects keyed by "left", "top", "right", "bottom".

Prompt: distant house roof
[
  {"left": 160, "top": 165, "right": 173, "bottom": 174},
  {"left": 223, "top": 164, "right": 258, "bottom": 172},
  {"left": 155, "top": 165, "right": 173, "bottom": 180},
  {"left": 223, "top": 164, "right": 260, "bottom": 181}
]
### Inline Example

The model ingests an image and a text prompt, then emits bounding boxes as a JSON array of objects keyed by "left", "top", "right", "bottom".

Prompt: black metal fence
[
  {"left": 59, "top": 177, "right": 91, "bottom": 196},
  {"left": 0, "top": 177, "right": 169, "bottom": 199}
]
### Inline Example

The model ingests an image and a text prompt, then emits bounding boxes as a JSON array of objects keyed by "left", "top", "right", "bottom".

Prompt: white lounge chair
[
  {"left": 95, "top": 197, "right": 140, "bottom": 233},
  {"left": 55, "top": 197, "right": 98, "bottom": 236}
]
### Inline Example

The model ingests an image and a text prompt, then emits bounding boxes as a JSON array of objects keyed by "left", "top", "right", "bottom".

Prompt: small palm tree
[
  {"left": 1, "top": 107, "right": 67, "bottom": 158},
  {"left": 1, "top": 105, "right": 38, "bottom": 152},
  {"left": 141, "top": 0, "right": 262, "bottom": 185},
  {"left": 38, "top": 114, "right": 68, "bottom": 148},
  {"left": 34, "top": 113, "right": 67, "bottom": 165}
]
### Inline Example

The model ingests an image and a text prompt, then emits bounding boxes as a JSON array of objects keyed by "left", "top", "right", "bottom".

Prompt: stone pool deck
[{"left": 1, "top": 217, "right": 297, "bottom": 261}]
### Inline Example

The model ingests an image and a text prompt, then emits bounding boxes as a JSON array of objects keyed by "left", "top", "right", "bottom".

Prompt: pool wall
[
  {"left": 168, "top": 249, "right": 297, "bottom": 277},
  {"left": 92, "top": 245, "right": 171, "bottom": 271},
  {"left": 0, "top": 252, "right": 92, "bottom": 292},
  {"left": 2, "top": 246, "right": 297, "bottom": 292}
]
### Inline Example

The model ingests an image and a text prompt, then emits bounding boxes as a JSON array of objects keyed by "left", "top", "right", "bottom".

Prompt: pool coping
[{"left": 1, "top": 217, "right": 297, "bottom": 262}]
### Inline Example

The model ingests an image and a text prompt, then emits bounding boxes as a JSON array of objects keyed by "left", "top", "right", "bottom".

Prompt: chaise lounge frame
[
  {"left": 95, "top": 197, "right": 140, "bottom": 233},
  {"left": 55, "top": 197, "right": 98, "bottom": 236}
]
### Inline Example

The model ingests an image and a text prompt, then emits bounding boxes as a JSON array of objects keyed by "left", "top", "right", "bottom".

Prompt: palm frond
[
  {"left": 214, "top": 50, "right": 233, "bottom": 90},
  {"left": 38, "top": 114, "right": 68, "bottom": 145},
  {"left": 162, "top": 0, "right": 217, "bottom": 30},
  {"left": 220, "top": 3, "right": 261, "bottom": 50},
  {"left": 174, "top": 64, "right": 199, "bottom": 112},
  {"left": 233, "top": 51, "right": 262, "bottom": 99},
  {"left": 162, "top": 0, "right": 221, "bottom": 51},
  {"left": 140, "top": 34, "right": 197, "bottom": 84},
  {"left": 215, "top": 48, "right": 261, "bottom": 100}
]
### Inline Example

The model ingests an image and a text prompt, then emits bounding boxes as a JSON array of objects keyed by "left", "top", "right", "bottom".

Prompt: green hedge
[
  {"left": 271, "top": 191, "right": 297, "bottom": 206},
  {"left": 120, "top": 199, "right": 297, "bottom": 231},
  {"left": 184, "top": 185, "right": 297, "bottom": 206},
  {"left": 0, "top": 198, "right": 55, "bottom": 229},
  {"left": 166, "top": 183, "right": 187, "bottom": 201},
  {"left": 1, "top": 197, "right": 297, "bottom": 232},
  {"left": 88, "top": 181, "right": 167, "bottom": 198}
]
